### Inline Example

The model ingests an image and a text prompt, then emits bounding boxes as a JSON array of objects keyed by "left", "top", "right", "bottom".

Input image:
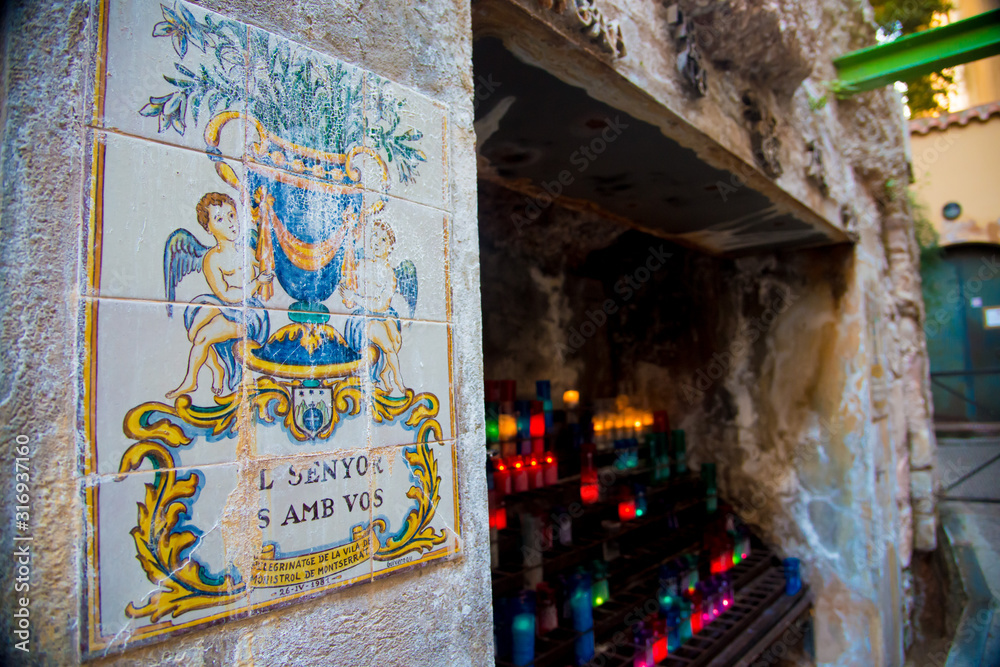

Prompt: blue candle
[
  {"left": 657, "top": 563, "right": 678, "bottom": 613},
  {"left": 536, "top": 380, "right": 554, "bottom": 431},
  {"left": 679, "top": 599, "right": 693, "bottom": 643},
  {"left": 516, "top": 400, "right": 532, "bottom": 440},
  {"left": 511, "top": 590, "right": 536, "bottom": 667},
  {"left": 614, "top": 439, "right": 629, "bottom": 470},
  {"left": 571, "top": 571, "right": 594, "bottom": 665},
  {"left": 628, "top": 437, "right": 639, "bottom": 469},
  {"left": 666, "top": 603, "right": 681, "bottom": 651},
  {"left": 634, "top": 484, "right": 648, "bottom": 518},
  {"left": 673, "top": 430, "right": 687, "bottom": 474},
  {"left": 658, "top": 432, "right": 672, "bottom": 480},
  {"left": 783, "top": 557, "right": 802, "bottom": 595}
]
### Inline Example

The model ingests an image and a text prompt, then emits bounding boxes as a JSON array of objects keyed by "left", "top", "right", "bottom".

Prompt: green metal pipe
[{"left": 833, "top": 8, "right": 1000, "bottom": 95}]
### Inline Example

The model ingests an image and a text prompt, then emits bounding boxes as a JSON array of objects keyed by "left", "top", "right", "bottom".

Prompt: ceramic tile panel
[
  {"left": 86, "top": 463, "right": 249, "bottom": 652},
  {"left": 248, "top": 307, "right": 371, "bottom": 459},
  {"left": 363, "top": 74, "right": 449, "bottom": 211},
  {"left": 371, "top": 441, "right": 460, "bottom": 579},
  {"left": 84, "top": 0, "right": 459, "bottom": 654},
  {"left": 370, "top": 320, "right": 455, "bottom": 449},
  {"left": 87, "top": 297, "right": 246, "bottom": 475},
  {"left": 365, "top": 195, "right": 451, "bottom": 324},
  {"left": 91, "top": 130, "right": 252, "bottom": 304},
  {"left": 100, "top": 0, "right": 249, "bottom": 158}
]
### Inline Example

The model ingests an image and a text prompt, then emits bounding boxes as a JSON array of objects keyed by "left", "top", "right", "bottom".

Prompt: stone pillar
[
  {"left": 884, "top": 208, "right": 937, "bottom": 553},
  {"left": 0, "top": 0, "right": 492, "bottom": 664}
]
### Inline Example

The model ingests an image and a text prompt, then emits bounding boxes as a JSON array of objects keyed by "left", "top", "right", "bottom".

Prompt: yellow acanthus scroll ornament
[
  {"left": 117, "top": 442, "right": 247, "bottom": 621},
  {"left": 118, "top": 388, "right": 449, "bottom": 620}
]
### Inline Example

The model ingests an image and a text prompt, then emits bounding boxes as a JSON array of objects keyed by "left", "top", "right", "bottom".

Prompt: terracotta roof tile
[{"left": 909, "top": 100, "right": 1000, "bottom": 134}]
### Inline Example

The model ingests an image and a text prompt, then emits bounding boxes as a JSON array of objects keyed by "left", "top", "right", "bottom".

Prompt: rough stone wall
[
  {"left": 478, "top": 88, "right": 933, "bottom": 667},
  {"left": 480, "top": 168, "right": 931, "bottom": 667},
  {"left": 1, "top": 1, "right": 492, "bottom": 665},
  {"left": 473, "top": 0, "right": 937, "bottom": 663},
  {"left": 0, "top": 3, "right": 89, "bottom": 665}
]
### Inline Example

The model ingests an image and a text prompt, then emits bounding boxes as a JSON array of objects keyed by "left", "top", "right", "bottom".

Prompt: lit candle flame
[{"left": 562, "top": 389, "right": 580, "bottom": 408}]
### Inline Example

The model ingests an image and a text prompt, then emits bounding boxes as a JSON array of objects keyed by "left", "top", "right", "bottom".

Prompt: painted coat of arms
[{"left": 82, "top": 0, "right": 457, "bottom": 654}]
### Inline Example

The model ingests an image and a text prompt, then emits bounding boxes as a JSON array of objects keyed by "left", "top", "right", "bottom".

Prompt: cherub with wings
[
  {"left": 339, "top": 218, "right": 417, "bottom": 396},
  {"left": 163, "top": 192, "right": 272, "bottom": 399}
]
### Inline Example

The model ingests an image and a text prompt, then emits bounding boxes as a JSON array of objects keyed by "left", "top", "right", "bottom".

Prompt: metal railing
[
  {"left": 933, "top": 369, "right": 1000, "bottom": 503},
  {"left": 930, "top": 368, "right": 1000, "bottom": 422}
]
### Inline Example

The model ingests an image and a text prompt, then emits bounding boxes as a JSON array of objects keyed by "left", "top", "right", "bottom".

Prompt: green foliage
[
  {"left": 248, "top": 31, "right": 365, "bottom": 155},
  {"left": 908, "top": 187, "right": 943, "bottom": 270},
  {"left": 142, "top": 5, "right": 426, "bottom": 183},
  {"left": 808, "top": 92, "right": 829, "bottom": 111},
  {"left": 870, "top": 0, "right": 952, "bottom": 34},
  {"left": 907, "top": 186, "right": 948, "bottom": 317},
  {"left": 869, "top": 0, "right": 955, "bottom": 116},
  {"left": 904, "top": 71, "right": 957, "bottom": 117}
]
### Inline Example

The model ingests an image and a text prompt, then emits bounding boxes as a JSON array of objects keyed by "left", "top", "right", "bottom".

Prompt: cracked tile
[
  {"left": 85, "top": 463, "right": 249, "bottom": 654},
  {"left": 86, "top": 297, "right": 245, "bottom": 475},
  {"left": 249, "top": 450, "right": 374, "bottom": 607},
  {"left": 371, "top": 441, "right": 460, "bottom": 579}
]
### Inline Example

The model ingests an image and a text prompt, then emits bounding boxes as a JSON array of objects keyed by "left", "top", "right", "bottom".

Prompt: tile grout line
[
  {"left": 87, "top": 127, "right": 454, "bottom": 215},
  {"left": 81, "top": 294, "right": 454, "bottom": 326}
]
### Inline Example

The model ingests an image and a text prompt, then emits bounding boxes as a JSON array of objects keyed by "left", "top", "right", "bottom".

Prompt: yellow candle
[
  {"left": 498, "top": 414, "right": 518, "bottom": 441},
  {"left": 563, "top": 390, "right": 580, "bottom": 409}
]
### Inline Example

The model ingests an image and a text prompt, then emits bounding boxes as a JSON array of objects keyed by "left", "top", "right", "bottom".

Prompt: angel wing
[
  {"left": 163, "top": 228, "right": 211, "bottom": 316},
  {"left": 394, "top": 259, "right": 418, "bottom": 320}
]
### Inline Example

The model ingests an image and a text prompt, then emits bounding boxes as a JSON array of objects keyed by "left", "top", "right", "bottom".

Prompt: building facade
[{"left": 911, "top": 103, "right": 1000, "bottom": 422}]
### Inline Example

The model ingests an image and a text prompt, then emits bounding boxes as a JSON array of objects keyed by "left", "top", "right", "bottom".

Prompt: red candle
[
  {"left": 653, "top": 637, "right": 668, "bottom": 662},
  {"left": 617, "top": 487, "right": 636, "bottom": 521},
  {"left": 512, "top": 456, "right": 528, "bottom": 492},
  {"left": 490, "top": 504, "right": 507, "bottom": 530},
  {"left": 529, "top": 455, "right": 545, "bottom": 489},
  {"left": 544, "top": 453, "right": 558, "bottom": 485},
  {"left": 488, "top": 489, "right": 506, "bottom": 530},
  {"left": 618, "top": 499, "right": 636, "bottom": 521},
  {"left": 654, "top": 410, "right": 670, "bottom": 433},
  {"left": 495, "top": 460, "right": 511, "bottom": 497},
  {"left": 496, "top": 507, "right": 507, "bottom": 530},
  {"left": 580, "top": 443, "right": 599, "bottom": 504},
  {"left": 529, "top": 400, "right": 545, "bottom": 437}
]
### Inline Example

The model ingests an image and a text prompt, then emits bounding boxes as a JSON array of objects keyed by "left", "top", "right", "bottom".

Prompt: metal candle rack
[{"left": 492, "top": 469, "right": 813, "bottom": 667}]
